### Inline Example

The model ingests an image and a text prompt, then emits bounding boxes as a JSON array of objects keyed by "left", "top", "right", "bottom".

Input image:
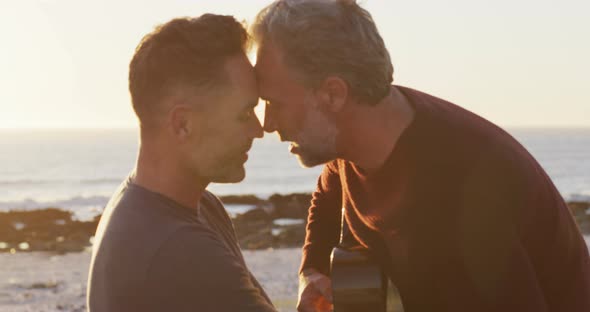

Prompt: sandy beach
[
  {"left": 0, "top": 248, "right": 301, "bottom": 312},
  {"left": 1, "top": 237, "right": 589, "bottom": 312}
]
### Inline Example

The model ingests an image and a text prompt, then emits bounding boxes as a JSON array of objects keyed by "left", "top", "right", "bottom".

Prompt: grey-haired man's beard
[
  {"left": 295, "top": 147, "right": 333, "bottom": 168},
  {"left": 293, "top": 101, "right": 338, "bottom": 168}
]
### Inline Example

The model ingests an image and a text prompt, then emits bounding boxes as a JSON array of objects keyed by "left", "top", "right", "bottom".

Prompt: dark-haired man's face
[
  {"left": 183, "top": 54, "right": 263, "bottom": 183},
  {"left": 255, "top": 43, "right": 338, "bottom": 168}
]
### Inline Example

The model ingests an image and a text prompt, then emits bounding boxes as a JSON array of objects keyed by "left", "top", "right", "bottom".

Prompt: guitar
[{"left": 330, "top": 209, "right": 404, "bottom": 312}]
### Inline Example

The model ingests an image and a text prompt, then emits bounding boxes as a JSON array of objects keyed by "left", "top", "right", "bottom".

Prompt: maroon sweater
[{"left": 301, "top": 86, "right": 590, "bottom": 311}]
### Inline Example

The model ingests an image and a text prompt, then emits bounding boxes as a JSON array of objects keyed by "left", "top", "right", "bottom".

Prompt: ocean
[{"left": 1, "top": 128, "right": 589, "bottom": 220}]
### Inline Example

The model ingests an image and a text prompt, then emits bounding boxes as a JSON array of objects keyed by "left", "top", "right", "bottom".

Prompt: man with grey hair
[{"left": 252, "top": 0, "right": 590, "bottom": 311}]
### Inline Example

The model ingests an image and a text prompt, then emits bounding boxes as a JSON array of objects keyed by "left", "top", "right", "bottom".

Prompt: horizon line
[{"left": 1, "top": 125, "right": 590, "bottom": 131}]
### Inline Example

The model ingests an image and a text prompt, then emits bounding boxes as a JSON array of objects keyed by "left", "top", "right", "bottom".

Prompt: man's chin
[
  {"left": 211, "top": 166, "right": 246, "bottom": 184},
  {"left": 294, "top": 153, "right": 329, "bottom": 168}
]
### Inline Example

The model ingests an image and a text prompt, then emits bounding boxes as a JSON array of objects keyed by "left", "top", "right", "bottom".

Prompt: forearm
[
  {"left": 300, "top": 198, "right": 341, "bottom": 275},
  {"left": 300, "top": 163, "right": 343, "bottom": 275}
]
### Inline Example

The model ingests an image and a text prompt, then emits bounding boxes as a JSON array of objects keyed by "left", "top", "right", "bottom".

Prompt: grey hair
[{"left": 252, "top": 0, "right": 393, "bottom": 105}]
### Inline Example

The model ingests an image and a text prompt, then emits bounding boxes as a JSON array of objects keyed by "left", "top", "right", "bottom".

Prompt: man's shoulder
[
  {"left": 201, "top": 190, "right": 233, "bottom": 224},
  {"left": 201, "top": 190, "right": 226, "bottom": 212},
  {"left": 97, "top": 181, "right": 177, "bottom": 236},
  {"left": 152, "top": 224, "right": 230, "bottom": 258},
  {"left": 321, "top": 159, "right": 341, "bottom": 174},
  {"left": 396, "top": 85, "right": 533, "bottom": 161},
  {"left": 91, "top": 180, "right": 207, "bottom": 271},
  {"left": 88, "top": 217, "right": 225, "bottom": 310}
]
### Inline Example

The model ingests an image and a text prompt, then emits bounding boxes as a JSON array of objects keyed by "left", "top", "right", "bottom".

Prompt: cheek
[
  {"left": 279, "top": 103, "right": 307, "bottom": 132},
  {"left": 211, "top": 131, "right": 243, "bottom": 157}
]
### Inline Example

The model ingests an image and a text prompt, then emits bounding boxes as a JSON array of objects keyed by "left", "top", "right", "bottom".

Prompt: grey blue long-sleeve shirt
[{"left": 87, "top": 178, "right": 275, "bottom": 312}]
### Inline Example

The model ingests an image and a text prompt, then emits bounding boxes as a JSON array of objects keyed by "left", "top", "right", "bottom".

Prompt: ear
[
  {"left": 168, "top": 104, "right": 195, "bottom": 142},
  {"left": 317, "top": 76, "right": 348, "bottom": 113}
]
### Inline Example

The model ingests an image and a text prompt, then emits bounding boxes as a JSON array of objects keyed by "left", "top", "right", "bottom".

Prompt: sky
[{"left": 0, "top": 0, "right": 588, "bottom": 129}]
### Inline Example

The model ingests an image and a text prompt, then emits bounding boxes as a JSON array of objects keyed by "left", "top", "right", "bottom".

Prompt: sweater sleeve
[
  {"left": 145, "top": 226, "right": 276, "bottom": 312},
  {"left": 299, "top": 162, "right": 343, "bottom": 276}
]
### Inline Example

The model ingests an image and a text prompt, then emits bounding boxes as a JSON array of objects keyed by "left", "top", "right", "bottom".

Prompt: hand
[{"left": 297, "top": 268, "right": 333, "bottom": 312}]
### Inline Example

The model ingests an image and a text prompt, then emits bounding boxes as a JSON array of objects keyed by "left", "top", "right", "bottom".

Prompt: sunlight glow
[{"left": 1, "top": 0, "right": 588, "bottom": 129}]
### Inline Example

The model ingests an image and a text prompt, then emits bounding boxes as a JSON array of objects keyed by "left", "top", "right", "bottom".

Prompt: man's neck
[
  {"left": 132, "top": 144, "right": 207, "bottom": 210},
  {"left": 337, "top": 86, "right": 415, "bottom": 173}
]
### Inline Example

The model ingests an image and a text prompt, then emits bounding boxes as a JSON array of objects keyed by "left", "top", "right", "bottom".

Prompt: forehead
[
  {"left": 200, "top": 54, "right": 257, "bottom": 116},
  {"left": 254, "top": 43, "right": 300, "bottom": 98},
  {"left": 255, "top": 42, "right": 282, "bottom": 79},
  {"left": 225, "top": 53, "right": 257, "bottom": 93}
]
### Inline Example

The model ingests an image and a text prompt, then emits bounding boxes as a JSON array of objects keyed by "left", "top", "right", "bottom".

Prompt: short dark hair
[{"left": 129, "top": 14, "right": 250, "bottom": 126}]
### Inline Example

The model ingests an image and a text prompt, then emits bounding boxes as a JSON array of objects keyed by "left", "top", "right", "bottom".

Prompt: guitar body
[{"left": 330, "top": 246, "right": 404, "bottom": 312}]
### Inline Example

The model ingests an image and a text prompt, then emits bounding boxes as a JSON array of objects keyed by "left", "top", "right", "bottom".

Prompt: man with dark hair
[
  {"left": 252, "top": 0, "right": 590, "bottom": 311},
  {"left": 87, "top": 15, "right": 275, "bottom": 312}
]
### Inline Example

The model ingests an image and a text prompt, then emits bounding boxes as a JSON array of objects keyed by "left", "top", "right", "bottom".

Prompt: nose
[
  {"left": 250, "top": 114, "right": 264, "bottom": 139},
  {"left": 263, "top": 102, "right": 277, "bottom": 133}
]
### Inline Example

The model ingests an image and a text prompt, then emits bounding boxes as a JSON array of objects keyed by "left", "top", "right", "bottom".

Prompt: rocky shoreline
[
  {"left": 0, "top": 193, "right": 312, "bottom": 254},
  {"left": 1, "top": 193, "right": 589, "bottom": 254}
]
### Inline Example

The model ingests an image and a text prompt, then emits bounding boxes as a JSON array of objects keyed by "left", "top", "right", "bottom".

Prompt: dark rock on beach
[
  {"left": 0, "top": 193, "right": 312, "bottom": 253},
  {"left": 233, "top": 207, "right": 274, "bottom": 249},
  {"left": 219, "top": 194, "right": 264, "bottom": 205},
  {"left": 0, "top": 208, "right": 99, "bottom": 254},
  {"left": 268, "top": 193, "right": 312, "bottom": 220},
  {"left": 230, "top": 194, "right": 310, "bottom": 249},
  {"left": 1, "top": 196, "right": 588, "bottom": 254},
  {"left": 569, "top": 201, "right": 590, "bottom": 233}
]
